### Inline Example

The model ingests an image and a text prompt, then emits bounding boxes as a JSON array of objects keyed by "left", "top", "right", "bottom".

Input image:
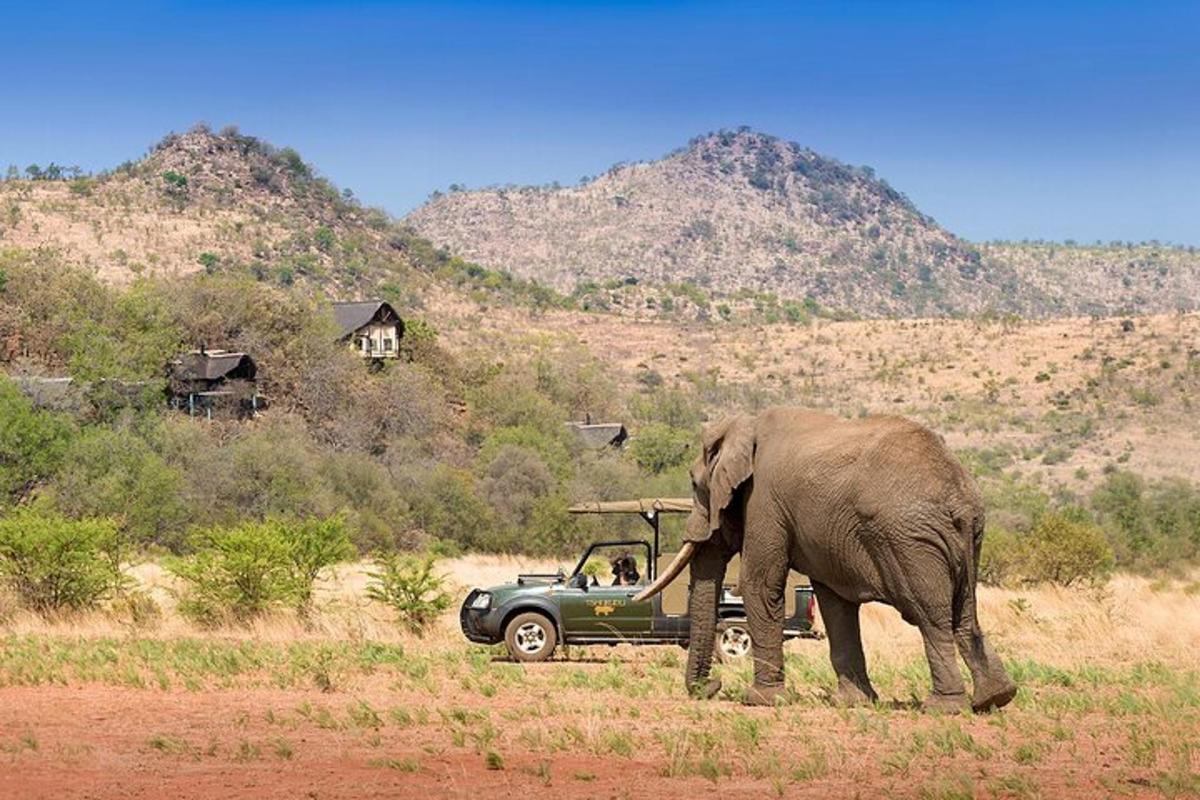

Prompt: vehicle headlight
[{"left": 471, "top": 592, "right": 492, "bottom": 610}]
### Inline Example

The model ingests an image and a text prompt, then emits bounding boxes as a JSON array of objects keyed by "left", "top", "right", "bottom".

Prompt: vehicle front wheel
[
  {"left": 716, "top": 620, "right": 752, "bottom": 662},
  {"left": 504, "top": 612, "right": 558, "bottom": 662}
]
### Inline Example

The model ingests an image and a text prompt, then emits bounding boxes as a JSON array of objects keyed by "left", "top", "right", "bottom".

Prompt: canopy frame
[{"left": 567, "top": 498, "right": 693, "bottom": 581}]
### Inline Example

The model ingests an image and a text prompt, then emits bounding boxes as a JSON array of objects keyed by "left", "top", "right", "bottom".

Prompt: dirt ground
[
  {"left": 1, "top": 561, "right": 1197, "bottom": 800},
  {"left": 0, "top": 671, "right": 1186, "bottom": 800},
  {"left": 2, "top": 634, "right": 1197, "bottom": 800}
]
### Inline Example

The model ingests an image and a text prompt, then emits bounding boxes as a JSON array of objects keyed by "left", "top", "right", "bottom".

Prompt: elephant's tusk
[{"left": 633, "top": 541, "right": 696, "bottom": 603}]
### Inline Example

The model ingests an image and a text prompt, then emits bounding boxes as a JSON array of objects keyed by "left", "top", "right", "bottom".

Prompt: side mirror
[{"left": 568, "top": 573, "right": 588, "bottom": 590}]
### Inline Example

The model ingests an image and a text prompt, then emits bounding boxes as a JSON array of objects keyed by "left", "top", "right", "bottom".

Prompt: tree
[
  {"left": 0, "top": 377, "right": 74, "bottom": 504},
  {"left": 49, "top": 425, "right": 188, "bottom": 549},
  {"left": 630, "top": 424, "right": 695, "bottom": 474}
]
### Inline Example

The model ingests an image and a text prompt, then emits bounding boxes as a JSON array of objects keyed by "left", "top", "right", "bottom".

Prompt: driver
[{"left": 610, "top": 552, "right": 640, "bottom": 586}]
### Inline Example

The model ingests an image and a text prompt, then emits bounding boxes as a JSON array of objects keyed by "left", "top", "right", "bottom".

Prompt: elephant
[{"left": 635, "top": 407, "right": 1017, "bottom": 713}]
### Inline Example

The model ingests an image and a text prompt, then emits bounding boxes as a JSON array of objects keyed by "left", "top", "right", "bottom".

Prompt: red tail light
[{"left": 806, "top": 593, "right": 816, "bottom": 622}]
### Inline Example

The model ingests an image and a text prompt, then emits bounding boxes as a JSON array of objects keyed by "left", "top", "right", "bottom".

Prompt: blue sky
[{"left": 2, "top": 0, "right": 1196, "bottom": 244}]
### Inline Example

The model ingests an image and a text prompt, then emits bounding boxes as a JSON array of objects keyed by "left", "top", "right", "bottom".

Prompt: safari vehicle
[{"left": 460, "top": 498, "right": 820, "bottom": 662}]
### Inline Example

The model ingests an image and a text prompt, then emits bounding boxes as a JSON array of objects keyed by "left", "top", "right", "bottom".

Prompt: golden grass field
[{"left": 1, "top": 556, "right": 1198, "bottom": 799}]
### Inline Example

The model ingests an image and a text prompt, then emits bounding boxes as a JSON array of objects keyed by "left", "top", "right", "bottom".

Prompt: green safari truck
[{"left": 459, "top": 498, "right": 821, "bottom": 662}]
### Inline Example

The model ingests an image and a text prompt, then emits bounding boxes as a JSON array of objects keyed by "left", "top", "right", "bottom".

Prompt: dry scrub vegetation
[
  {"left": 0, "top": 557, "right": 1198, "bottom": 799},
  {"left": 437, "top": 304, "right": 1200, "bottom": 489}
]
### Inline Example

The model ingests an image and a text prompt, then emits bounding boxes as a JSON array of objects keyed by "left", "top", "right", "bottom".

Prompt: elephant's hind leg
[
  {"left": 954, "top": 619, "right": 1017, "bottom": 711},
  {"left": 891, "top": 563, "right": 969, "bottom": 713},
  {"left": 811, "top": 582, "right": 878, "bottom": 706}
]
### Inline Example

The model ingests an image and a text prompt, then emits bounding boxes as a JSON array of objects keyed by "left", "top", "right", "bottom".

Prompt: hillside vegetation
[
  {"left": 0, "top": 125, "right": 1197, "bottom": 581},
  {"left": 407, "top": 128, "right": 1200, "bottom": 318}
]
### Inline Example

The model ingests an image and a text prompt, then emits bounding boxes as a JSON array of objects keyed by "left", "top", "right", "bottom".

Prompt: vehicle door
[{"left": 558, "top": 543, "right": 653, "bottom": 638}]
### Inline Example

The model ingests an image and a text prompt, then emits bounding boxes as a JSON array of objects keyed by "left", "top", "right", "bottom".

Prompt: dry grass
[{"left": 3, "top": 556, "right": 1197, "bottom": 674}]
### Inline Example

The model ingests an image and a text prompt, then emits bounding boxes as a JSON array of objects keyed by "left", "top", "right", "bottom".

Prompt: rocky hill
[
  {"left": 0, "top": 125, "right": 559, "bottom": 311},
  {"left": 406, "top": 128, "right": 1200, "bottom": 317},
  {"left": 4, "top": 125, "right": 1197, "bottom": 321}
]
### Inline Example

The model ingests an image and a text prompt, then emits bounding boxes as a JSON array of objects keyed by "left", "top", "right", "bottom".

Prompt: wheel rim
[
  {"left": 719, "top": 625, "right": 751, "bottom": 659},
  {"left": 514, "top": 622, "right": 547, "bottom": 654}
]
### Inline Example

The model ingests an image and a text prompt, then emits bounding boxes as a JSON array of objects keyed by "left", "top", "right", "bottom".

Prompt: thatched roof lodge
[
  {"left": 565, "top": 421, "right": 629, "bottom": 449},
  {"left": 332, "top": 300, "right": 405, "bottom": 359},
  {"left": 167, "top": 348, "right": 261, "bottom": 419}
]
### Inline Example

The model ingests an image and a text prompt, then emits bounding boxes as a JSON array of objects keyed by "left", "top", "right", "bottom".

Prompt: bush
[
  {"left": 365, "top": 553, "right": 452, "bottom": 634},
  {"left": 0, "top": 509, "right": 125, "bottom": 613},
  {"left": 287, "top": 516, "right": 356, "bottom": 611},
  {"left": 1091, "top": 471, "right": 1200, "bottom": 570},
  {"left": 168, "top": 517, "right": 353, "bottom": 625},
  {"left": 629, "top": 423, "right": 695, "bottom": 474},
  {"left": 979, "top": 512, "right": 1113, "bottom": 587},
  {"left": 477, "top": 445, "right": 556, "bottom": 531},
  {"left": 978, "top": 528, "right": 1023, "bottom": 586},
  {"left": 1020, "top": 512, "right": 1113, "bottom": 586}
]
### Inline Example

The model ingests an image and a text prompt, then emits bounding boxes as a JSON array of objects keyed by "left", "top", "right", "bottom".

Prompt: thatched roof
[
  {"left": 331, "top": 300, "right": 404, "bottom": 340},
  {"left": 170, "top": 350, "right": 256, "bottom": 383},
  {"left": 565, "top": 421, "right": 629, "bottom": 449}
]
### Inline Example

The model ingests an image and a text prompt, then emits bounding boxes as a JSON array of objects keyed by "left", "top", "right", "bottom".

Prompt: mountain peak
[
  {"left": 404, "top": 129, "right": 993, "bottom": 315},
  {"left": 141, "top": 124, "right": 323, "bottom": 201}
]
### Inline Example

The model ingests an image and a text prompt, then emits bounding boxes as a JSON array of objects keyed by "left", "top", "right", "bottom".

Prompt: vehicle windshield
[{"left": 577, "top": 543, "right": 650, "bottom": 586}]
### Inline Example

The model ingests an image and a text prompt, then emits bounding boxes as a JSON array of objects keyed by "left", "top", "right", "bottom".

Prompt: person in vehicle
[{"left": 610, "top": 552, "right": 641, "bottom": 585}]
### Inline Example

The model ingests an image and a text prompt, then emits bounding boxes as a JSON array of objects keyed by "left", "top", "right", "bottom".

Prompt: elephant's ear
[{"left": 702, "top": 415, "right": 755, "bottom": 537}]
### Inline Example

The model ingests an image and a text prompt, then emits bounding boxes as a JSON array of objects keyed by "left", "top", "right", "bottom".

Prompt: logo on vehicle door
[{"left": 588, "top": 599, "right": 625, "bottom": 616}]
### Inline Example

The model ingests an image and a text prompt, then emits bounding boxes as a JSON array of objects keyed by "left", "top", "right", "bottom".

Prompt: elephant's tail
[{"left": 951, "top": 509, "right": 985, "bottom": 633}]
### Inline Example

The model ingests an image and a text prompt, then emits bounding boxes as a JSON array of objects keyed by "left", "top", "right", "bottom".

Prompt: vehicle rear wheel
[
  {"left": 504, "top": 612, "right": 557, "bottom": 662},
  {"left": 716, "top": 620, "right": 752, "bottom": 662}
]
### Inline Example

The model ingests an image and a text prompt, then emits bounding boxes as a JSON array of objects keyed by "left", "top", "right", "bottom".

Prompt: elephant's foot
[
  {"left": 971, "top": 677, "right": 1018, "bottom": 713},
  {"left": 833, "top": 678, "right": 878, "bottom": 708},
  {"left": 744, "top": 682, "right": 791, "bottom": 707},
  {"left": 687, "top": 678, "right": 722, "bottom": 700},
  {"left": 923, "top": 692, "right": 967, "bottom": 715}
]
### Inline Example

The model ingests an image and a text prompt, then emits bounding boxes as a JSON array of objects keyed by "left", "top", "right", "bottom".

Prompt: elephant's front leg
[{"left": 740, "top": 526, "right": 791, "bottom": 706}]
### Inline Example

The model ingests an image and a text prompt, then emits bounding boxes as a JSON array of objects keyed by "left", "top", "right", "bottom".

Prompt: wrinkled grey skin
[{"left": 682, "top": 407, "right": 1017, "bottom": 713}]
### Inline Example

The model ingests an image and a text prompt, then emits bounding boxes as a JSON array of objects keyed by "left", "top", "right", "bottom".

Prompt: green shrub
[
  {"left": 1020, "top": 512, "right": 1113, "bottom": 586},
  {"left": 365, "top": 553, "right": 452, "bottom": 634},
  {"left": 978, "top": 528, "right": 1023, "bottom": 586},
  {"left": 168, "top": 517, "right": 353, "bottom": 625},
  {"left": 408, "top": 465, "right": 496, "bottom": 551},
  {"left": 287, "top": 516, "right": 355, "bottom": 610},
  {"left": 161, "top": 170, "right": 187, "bottom": 188},
  {"left": 979, "top": 513, "right": 1113, "bottom": 587},
  {"left": 1090, "top": 471, "right": 1200, "bottom": 570},
  {"left": 0, "top": 509, "right": 125, "bottom": 613},
  {"left": 478, "top": 445, "right": 556, "bottom": 531}
]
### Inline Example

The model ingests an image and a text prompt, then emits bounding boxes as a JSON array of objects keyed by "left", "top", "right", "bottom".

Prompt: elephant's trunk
[
  {"left": 684, "top": 548, "right": 725, "bottom": 692},
  {"left": 632, "top": 541, "right": 695, "bottom": 603}
]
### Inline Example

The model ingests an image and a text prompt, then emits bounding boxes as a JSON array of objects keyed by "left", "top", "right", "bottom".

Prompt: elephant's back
[{"left": 759, "top": 410, "right": 979, "bottom": 512}]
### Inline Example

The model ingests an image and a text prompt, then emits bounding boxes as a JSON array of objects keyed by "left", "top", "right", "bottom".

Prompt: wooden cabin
[
  {"left": 167, "top": 349, "right": 261, "bottom": 420},
  {"left": 332, "top": 301, "right": 405, "bottom": 359}
]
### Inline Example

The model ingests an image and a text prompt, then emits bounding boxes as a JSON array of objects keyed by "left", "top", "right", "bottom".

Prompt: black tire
[
  {"left": 503, "top": 612, "right": 557, "bottom": 662},
  {"left": 715, "top": 619, "right": 752, "bottom": 663}
]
